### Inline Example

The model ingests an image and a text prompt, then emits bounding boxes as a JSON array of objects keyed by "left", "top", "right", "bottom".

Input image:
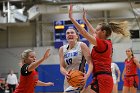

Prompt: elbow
[{"left": 60, "top": 66, "right": 64, "bottom": 74}]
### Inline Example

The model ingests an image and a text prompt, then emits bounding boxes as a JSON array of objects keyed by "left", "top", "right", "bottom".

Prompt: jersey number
[
  {"left": 66, "top": 58, "right": 72, "bottom": 65},
  {"left": 127, "top": 66, "right": 130, "bottom": 73}
]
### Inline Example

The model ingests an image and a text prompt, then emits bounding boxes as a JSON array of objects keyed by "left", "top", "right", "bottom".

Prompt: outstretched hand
[
  {"left": 69, "top": 4, "right": 73, "bottom": 19},
  {"left": 83, "top": 8, "right": 87, "bottom": 21},
  {"left": 43, "top": 49, "right": 51, "bottom": 60}
]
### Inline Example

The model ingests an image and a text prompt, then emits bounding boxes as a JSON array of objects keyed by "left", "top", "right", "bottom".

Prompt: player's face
[
  {"left": 125, "top": 49, "right": 132, "bottom": 57},
  {"left": 10, "top": 70, "right": 14, "bottom": 74},
  {"left": 95, "top": 25, "right": 105, "bottom": 38},
  {"left": 25, "top": 52, "right": 36, "bottom": 64},
  {"left": 66, "top": 29, "right": 78, "bottom": 42}
]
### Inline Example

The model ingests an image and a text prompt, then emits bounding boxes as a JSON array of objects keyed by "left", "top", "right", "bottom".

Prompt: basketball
[{"left": 67, "top": 70, "right": 85, "bottom": 88}]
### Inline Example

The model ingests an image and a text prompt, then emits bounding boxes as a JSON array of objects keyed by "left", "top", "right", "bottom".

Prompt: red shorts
[
  {"left": 91, "top": 74, "right": 113, "bottom": 93},
  {"left": 123, "top": 75, "right": 139, "bottom": 88}
]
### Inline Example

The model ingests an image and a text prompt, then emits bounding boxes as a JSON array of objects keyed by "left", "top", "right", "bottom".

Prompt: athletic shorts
[
  {"left": 90, "top": 74, "right": 113, "bottom": 93},
  {"left": 123, "top": 75, "right": 139, "bottom": 88}
]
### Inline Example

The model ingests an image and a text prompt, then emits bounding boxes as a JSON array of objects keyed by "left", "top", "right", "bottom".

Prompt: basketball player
[
  {"left": 122, "top": 48, "right": 140, "bottom": 93},
  {"left": 69, "top": 4, "right": 130, "bottom": 93},
  {"left": 14, "top": 49, "right": 54, "bottom": 93},
  {"left": 59, "top": 27, "right": 93, "bottom": 93},
  {"left": 111, "top": 62, "right": 121, "bottom": 93}
]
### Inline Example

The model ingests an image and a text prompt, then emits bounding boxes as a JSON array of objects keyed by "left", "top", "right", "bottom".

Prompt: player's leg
[
  {"left": 80, "top": 85, "right": 96, "bottom": 93},
  {"left": 129, "top": 76, "right": 138, "bottom": 93},
  {"left": 130, "top": 87, "right": 137, "bottom": 93},
  {"left": 112, "top": 83, "right": 118, "bottom": 93},
  {"left": 122, "top": 86, "right": 129, "bottom": 93}
]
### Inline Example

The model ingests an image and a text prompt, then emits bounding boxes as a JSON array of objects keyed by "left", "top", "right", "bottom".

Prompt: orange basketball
[{"left": 67, "top": 70, "right": 85, "bottom": 88}]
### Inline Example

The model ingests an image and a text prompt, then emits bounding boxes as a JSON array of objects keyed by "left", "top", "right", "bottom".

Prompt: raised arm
[
  {"left": 28, "top": 49, "right": 50, "bottom": 72},
  {"left": 83, "top": 8, "right": 96, "bottom": 36},
  {"left": 69, "top": 4, "right": 97, "bottom": 46}
]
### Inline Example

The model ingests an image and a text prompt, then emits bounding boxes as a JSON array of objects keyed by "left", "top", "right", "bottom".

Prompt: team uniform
[
  {"left": 111, "top": 63, "right": 120, "bottom": 84},
  {"left": 63, "top": 42, "right": 86, "bottom": 93},
  {"left": 123, "top": 57, "right": 139, "bottom": 88},
  {"left": 14, "top": 64, "right": 38, "bottom": 93},
  {"left": 90, "top": 37, "right": 113, "bottom": 93}
]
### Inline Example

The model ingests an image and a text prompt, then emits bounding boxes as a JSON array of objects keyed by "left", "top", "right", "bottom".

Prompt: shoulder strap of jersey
[{"left": 94, "top": 42, "right": 108, "bottom": 53}]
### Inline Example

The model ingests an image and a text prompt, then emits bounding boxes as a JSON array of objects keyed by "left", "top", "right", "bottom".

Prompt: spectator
[{"left": 6, "top": 70, "right": 18, "bottom": 93}]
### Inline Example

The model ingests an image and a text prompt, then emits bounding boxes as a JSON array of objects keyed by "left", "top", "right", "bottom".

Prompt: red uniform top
[
  {"left": 14, "top": 64, "right": 38, "bottom": 93},
  {"left": 91, "top": 37, "right": 112, "bottom": 74},
  {"left": 125, "top": 57, "right": 137, "bottom": 76}
]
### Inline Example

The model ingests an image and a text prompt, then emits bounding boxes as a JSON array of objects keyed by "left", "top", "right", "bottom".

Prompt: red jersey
[
  {"left": 91, "top": 37, "right": 112, "bottom": 73},
  {"left": 125, "top": 57, "right": 138, "bottom": 76},
  {"left": 14, "top": 64, "right": 38, "bottom": 93}
]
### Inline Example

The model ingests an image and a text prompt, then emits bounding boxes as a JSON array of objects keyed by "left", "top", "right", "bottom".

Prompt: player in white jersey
[
  {"left": 111, "top": 62, "right": 121, "bottom": 93},
  {"left": 59, "top": 27, "right": 93, "bottom": 93}
]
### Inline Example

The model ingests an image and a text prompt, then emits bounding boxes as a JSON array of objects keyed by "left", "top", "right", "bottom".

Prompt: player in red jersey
[
  {"left": 69, "top": 4, "right": 130, "bottom": 93},
  {"left": 122, "top": 48, "right": 140, "bottom": 93},
  {"left": 14, "top": 49, "right": 54, "bottom": 93}
]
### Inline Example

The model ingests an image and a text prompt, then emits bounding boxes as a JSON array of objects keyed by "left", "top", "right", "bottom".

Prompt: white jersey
[
  {"left": 111, "top": 63, "right": 120, "bottom": 84},
  {"left": 63, "top": 42, "right": 86, "bottom": 92}
]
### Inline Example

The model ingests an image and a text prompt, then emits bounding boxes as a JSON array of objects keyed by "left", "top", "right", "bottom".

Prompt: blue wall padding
[
  {"left": 35, "top": 63, "right": 140, "bottom": 92},
  {"left": 35, "top": 65, "right": 64, "bottom": 92}
]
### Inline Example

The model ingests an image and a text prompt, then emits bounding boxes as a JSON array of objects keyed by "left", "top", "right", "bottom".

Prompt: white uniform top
[
  {"left": 63, "top": 42, "right": 86, "bottom": 91},
  {"left": 111, "top": 63, "right": 120, "bottom": 84},
  {"left": 6, "top": 74, "right": 18, "bottom": 85}
]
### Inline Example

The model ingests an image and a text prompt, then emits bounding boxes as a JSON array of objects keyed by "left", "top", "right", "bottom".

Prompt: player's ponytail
[
  {"left": 98, "top": 21, "right": 131, "bottom": 39},
  {"left": 109, "top": 21, "right": 131, "bottom": 38}
]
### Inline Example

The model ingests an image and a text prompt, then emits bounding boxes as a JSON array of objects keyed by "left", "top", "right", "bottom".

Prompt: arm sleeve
[{"left": 21, "top": 64, "right": 32, "bottom": 76}]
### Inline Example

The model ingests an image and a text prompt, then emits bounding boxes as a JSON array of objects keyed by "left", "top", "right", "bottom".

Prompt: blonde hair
[
  {"left": 109, "top": 21, "right": 130, "bottom": 37},
  {"left": 21, "top": 49, "right": 33, "bottom": 64},
  {"left": 99, "top": 21, "right": 130, "bottom": 38}
]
